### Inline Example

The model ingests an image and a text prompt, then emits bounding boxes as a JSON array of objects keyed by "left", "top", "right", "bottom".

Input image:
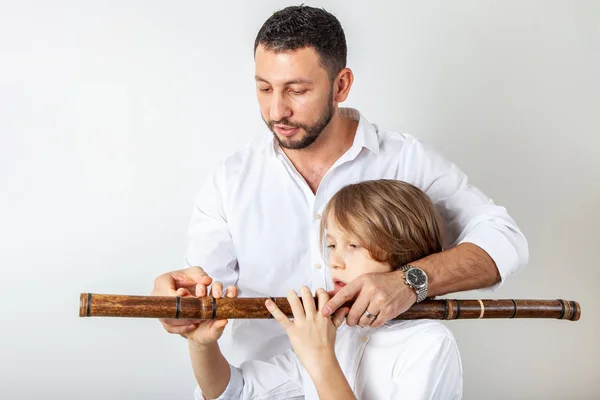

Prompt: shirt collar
[
  {"left": 340, "top": 107, "right": 380, "bottom": 155},
  {"left": 261, "top": 107, "right": 380, "bottom": 157}
]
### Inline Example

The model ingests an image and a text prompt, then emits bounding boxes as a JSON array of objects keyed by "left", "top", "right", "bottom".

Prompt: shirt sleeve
[
  {"left": 195, "top": 349, "right": 304, "bottom": 400},
  {"left": 389, "top": 327, "right": 463, "bottom": 400},
  {"left": 402, "top": 137, "right": 529, "bottom": 289},
  {"left": 184, "top": 163, "right": 239, "bottom": 289}
]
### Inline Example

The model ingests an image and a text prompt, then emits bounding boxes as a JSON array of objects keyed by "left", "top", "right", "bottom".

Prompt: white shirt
[
  {"left": 195, "top": 319, "right": 463, "bottom": 400},
  {"left": 185, "top": 107, "right": 528, "bottom": 368}
]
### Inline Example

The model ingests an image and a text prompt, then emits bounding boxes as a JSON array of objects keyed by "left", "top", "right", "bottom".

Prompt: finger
[
  {"left": 194, "top": 284, "right": 207, "bottom": 297},
  {"left": 179, "top": 266, "right": 210, "bottom": 284},
  {"left": 176, "top": 287, "right": 193, "bottom": 297},
  {"left": 159, "top": 318, "right": 202, "bottom": 327},
  {"left": 287, "top": 290, "right": 305, "bottom": 321},
  {"left": 178, "top": 274, "right": 212, "bottom": 288},
  {"left": 315, "top": 288, "right": 331, "bottom": 312},
  {"left": 225, "top": 286, "right": 239, "bottom": 298},
  {"left": 152, "top": 274, "right": 179, "bottom": 296},
  {"left": 211, "top": 282, "right": 224, "bottom": 298},
  {"left": 265, "top": 299, "right": 293, "bottom": 330},
  {"left": 370, "top": 314, "right": 388, "bottom": 329},
  {"left": 345, "top": 295, "right": 370, "bottom": 327},
  {"left": 331, "top": 307, "right": 350, "bottom": 328},
  {"left": 161, "top": 321, "right": 199, "bottom": 335},
  {"left": 152, "top": 268, "right": 212, "bottom": 295},
  {"left": 322, "top": 280, "right": 361, "bottom": 316},
  {"left": 300, "top": 286, "right": 316, "bottom": 319},
  {"left": 358, "top": 307, "right": 378, "bottom": 328}
]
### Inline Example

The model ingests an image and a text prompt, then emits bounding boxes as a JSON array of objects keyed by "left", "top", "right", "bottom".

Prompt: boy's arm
[
  {"left": 307, "top": 352, "right": 356, "bottom": 400},
  {"left": 267, "top": 288, "right": 356, "bottom": 399}
]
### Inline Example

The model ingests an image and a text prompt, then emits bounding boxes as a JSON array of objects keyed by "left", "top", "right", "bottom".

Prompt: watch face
[{"left": 407, "top": 268, "right": 427, "bottom": 287}]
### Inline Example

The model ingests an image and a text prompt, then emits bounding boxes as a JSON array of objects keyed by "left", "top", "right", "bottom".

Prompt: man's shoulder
[
  {"left": 371, "top": 123, "right": 424, "bottom": 154},
  {"left": 216, "top": 131, "right": 272, "bottom": 174}
]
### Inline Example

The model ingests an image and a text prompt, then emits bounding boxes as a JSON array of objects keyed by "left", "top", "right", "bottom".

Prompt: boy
[{"left": 186, "top": 180, "right": 462, "bottom": 399}]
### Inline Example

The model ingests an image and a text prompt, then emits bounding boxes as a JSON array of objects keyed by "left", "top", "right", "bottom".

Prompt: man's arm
[
  {"left": 322, "top": 243, "right": 502, "bottom": 328},
  {"left": 183, "top": 163, "right": 239, "bottom": 289},
  {"left": 415, "top": 242, "right": 499, "bottom": 297},
  {"left": 152, "top": 163, "right": 239, "bottom": 335},
  {"left": 406, "top": 136, "right": 529, "bottom": 288},
  {"left": 323, "top": 137, "right": 528, "bottom": 327},
  {"left": 188, "top": 341, "right": 231, "bottom": 399}
]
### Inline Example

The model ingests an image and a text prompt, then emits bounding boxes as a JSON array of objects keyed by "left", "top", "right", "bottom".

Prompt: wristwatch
[{"left": 400, "top": 264, "right": 428, "bottom": 303}]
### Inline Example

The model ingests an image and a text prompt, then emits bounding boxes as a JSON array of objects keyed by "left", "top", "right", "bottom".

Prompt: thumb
[
  {"left": 210, "top": 319, "right": 228, "bottom": 338},
  {"left": 332, "top": 307, "right": 350, "bottom": 328},
  {"left": 214, "top": 319, "right": 228, "bottom": 330}
]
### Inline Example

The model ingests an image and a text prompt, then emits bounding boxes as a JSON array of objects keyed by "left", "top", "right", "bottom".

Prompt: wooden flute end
[
  {"left": 565, "top": 300, "right": 581, "bottom": 321},
  {"left": 79, "top": 293, "right": 91, "bottom": 317}
]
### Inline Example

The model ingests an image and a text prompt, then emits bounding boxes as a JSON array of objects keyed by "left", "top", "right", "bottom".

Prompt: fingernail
[
  {"left": 265, "top": 300, "right": 273, "bottom": 309},
  {"left": 323, "top": 306, "right": 331, "bottom": 315}
]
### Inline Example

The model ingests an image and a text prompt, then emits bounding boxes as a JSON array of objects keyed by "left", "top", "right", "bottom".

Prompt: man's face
[{"left": 255, "top": 45, "right": 335, "bottom": 150}]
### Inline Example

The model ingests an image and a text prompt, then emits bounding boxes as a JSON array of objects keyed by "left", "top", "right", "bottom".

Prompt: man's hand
[
  {"left": 151, "top": 266, "right": 222, "bottom": 335},
  {"left": 183, "top": 281, "right": 238, "bottom": 344},
  {"left": 322, "top": 270, "right": 417, "bottom": 328}
]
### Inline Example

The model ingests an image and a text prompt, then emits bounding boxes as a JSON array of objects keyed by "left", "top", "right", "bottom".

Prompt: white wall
[{"left": 1, "top": 1, "right": 598, "bottom": 398}]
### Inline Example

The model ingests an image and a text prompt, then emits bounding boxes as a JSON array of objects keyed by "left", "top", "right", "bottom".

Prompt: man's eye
[
  {"left": 291, "top": 90, "right": 306, "bottom": 95},
  {"left": 258, "top": 88, "right": 271, "bottom": 93}
]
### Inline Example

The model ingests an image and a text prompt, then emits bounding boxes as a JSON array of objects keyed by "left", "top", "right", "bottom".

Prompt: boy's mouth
[{"left": 332, "top": 278, "right": 346, "bottom": 294}]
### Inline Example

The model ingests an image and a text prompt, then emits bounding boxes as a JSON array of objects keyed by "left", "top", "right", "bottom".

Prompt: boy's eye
[
  {"left": 326, "top": 244, "right": 335, "bottom": 249},
  {"left": 349, "top": 243, "right": 359, "bottom": 248}
]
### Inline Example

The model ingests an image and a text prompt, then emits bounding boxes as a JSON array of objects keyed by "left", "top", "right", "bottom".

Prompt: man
[{"left": 152, "top": 4, "right": 528, "bottom": 370}]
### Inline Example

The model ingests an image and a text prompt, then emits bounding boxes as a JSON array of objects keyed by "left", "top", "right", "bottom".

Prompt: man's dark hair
[{"left": 254, "top": 5, "right": 347, "bottom": 80}]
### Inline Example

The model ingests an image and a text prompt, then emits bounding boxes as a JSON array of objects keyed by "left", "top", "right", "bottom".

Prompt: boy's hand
[
  {"left": 182, "top": 280, "right": 239, "bottom": 345},
  {"left": 266, "top": 286, "right": 349, "bottom": 374}
]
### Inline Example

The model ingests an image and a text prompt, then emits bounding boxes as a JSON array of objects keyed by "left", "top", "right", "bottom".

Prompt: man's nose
[{"left": 270, "top": 93, "right": 292, "bottom": 122}]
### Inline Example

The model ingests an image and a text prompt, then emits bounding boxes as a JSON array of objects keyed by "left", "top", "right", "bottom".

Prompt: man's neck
[{"left": 281, "top": 109, "right": 359, "bottom": 193}]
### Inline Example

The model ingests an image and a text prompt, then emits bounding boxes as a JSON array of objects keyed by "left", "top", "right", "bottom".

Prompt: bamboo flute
[{"left": 79, "top": 293, "right": 581, "bottom": 321}]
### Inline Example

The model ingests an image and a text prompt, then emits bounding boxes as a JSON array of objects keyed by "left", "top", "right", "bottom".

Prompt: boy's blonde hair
[{"left": 319, "top": 180, "right": 443, "bottom": 270}]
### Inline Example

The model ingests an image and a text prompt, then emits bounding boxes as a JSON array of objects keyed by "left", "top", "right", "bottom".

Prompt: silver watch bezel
[
  {"left": 401, "top": 265, "right": 428, "bottom": 303},
  {"left": 405, "top": 267, "right": 428, "bottom": 289}
]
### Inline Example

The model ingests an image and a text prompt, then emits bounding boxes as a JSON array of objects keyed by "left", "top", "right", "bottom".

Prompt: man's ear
[{"left": 333, "top": 68, "right": 354, "bottom": 103}]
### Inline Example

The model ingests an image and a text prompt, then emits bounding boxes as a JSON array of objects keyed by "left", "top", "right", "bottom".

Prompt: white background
[{"left": 1, "top": 1, "right": 598, "bottom": 399}]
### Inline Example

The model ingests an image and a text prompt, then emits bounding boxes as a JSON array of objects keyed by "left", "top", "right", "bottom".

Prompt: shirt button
[
  {"left": 314, "top": 213, "right": 321, "bottom": 220},
  {"left": 314, "top": 263, "right": 322, "bottom": 270},
  {"left": 360, "top": 336, "right": 368, "bottom": 343}
]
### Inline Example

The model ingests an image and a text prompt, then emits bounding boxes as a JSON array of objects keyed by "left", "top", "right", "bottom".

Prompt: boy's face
[
  {"left": 325, "top": 216, "right": 392, "bottom": 294},
  {"left": 254, "top": 44, "right": 335, "bottom": 150}
]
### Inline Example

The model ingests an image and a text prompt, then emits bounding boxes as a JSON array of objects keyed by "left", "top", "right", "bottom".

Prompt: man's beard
[{"left": 264, "top": 89, "right": 335, "bottom": 150}]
